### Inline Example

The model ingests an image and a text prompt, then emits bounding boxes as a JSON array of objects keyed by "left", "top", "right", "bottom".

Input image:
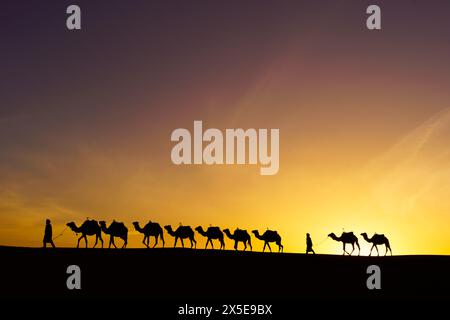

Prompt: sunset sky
[{"left": 1, "top": 1, "right": 450, "bottom": 254}]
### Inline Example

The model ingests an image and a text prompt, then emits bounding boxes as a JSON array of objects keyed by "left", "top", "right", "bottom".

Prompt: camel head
[
  {"left": 195, "top": 226, "right": 203, "bottom": 233},
  {"left": 252, "top": 230, "right": 266, "bottom": 241},
  {"left": 328, "top": 233, "right": 336, "bottom": 238},
  {"left": 132, "top": 221, "right": 145, "bottom": 233},
  {"left": 66, "top": 222, "right": 79, "bottom": 235},
  {"left": 66, "top": 222, "right": 77, "bottom": 230},
  {"left": 223, "top": 228, "right": 233, "bottom": 237},
  {"left": 99, "top": 221, "right": 110, "bottom": 234},
  {"left": 164, "top": 225, "right": 178, "bottom": 237},
  {"left": 360, "top": 232, "right": 371, "bottom": 241}
]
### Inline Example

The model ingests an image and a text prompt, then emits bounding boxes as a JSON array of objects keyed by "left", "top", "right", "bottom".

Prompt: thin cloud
[{"left": 362, "top": 107, "right": 450, "bottom": 215}]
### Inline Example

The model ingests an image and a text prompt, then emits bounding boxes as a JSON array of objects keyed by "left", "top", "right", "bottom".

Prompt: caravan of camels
[{"left": 64, "top": 219, "right": 392, "bottom": 256}]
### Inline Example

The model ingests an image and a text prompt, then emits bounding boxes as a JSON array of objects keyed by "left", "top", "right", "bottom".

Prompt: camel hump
[
  {"left": 112, "top": 221, "right": 127, "bottom": 229},
  {"left": 266, "top": 230, "right": 278, "bottom": 236},
  {"left": 82, "top": 220, "right": 98, "bottom": 228}
]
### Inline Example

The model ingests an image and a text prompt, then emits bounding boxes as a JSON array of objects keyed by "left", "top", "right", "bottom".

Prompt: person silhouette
[
  {"left": 306, "top": 233, "right": 315, "bottom": 254},
  {"left": 43, "top": 219, "right": 56, "bottom": 248}
]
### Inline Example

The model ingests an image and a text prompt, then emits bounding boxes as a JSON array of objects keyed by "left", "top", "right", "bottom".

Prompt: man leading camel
[
  {"left": 306, "top": 233, "right": 314, "bottom": 254},
  {"left": 43, "top": 219, "right": 56, "bottom": 248}
]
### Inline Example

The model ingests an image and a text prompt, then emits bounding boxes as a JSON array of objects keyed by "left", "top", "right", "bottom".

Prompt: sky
[{"left": 1, "top": 0, "right": 450, "bottom": 254}]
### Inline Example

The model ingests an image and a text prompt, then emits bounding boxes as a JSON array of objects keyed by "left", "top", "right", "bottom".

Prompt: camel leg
[
  {"left": 220, "top": 239, "right": 225, "bottom": 250},
  {"left": 77, "top": 235, "right": 83, "bottom": 248},
  {"left": 249, "top": 239, "right": 252, "bottom": 251},
  {"left": 267, "top": 243, "right": 272, "bottom": 253},
  {"left": 386, "top": 243, "right": 392, "bottom": 256},
  {"left": 108, "top": 237, "right": 113, "bottom": 249},
  {"left": 356, "top": 241, "right": 360, "bottom": 255},
  {"left": 85, "top": 236, "right": 89, "bottom": 248},
  {"left": 92, "top": 235, "right": 98, "bottom": 248},
  {"left": 112, "top": 237, "right": 118, "bottom": 249},
  {"left": 350, "top": 243, "right": 355, "bottom": 256},
  {"left": 143, "top": 236, "right": 149, "bottom": 248},
  {"left": 192, "top": 237, "right": 197, "bottom": 249},
  {"left": 262, "top": 243, "right": 266, "bottom": 252},
  {"left": 180, "top": 238, "right": 185, "bottom": 248},
  {"left": 122, "top": 236, "right": 127, "bottom": 248},
  {"left": 153, "top": 235, "right": 158, "bottom": 248},
  {"left": 342, "top": 243, "right": 347, "bottom": 255},
  {"left": 234, "top": 241, "right": 238, "bottom": 251},
  {"left": 375, "top": 245, "right": 380, "bottom": 256},
  {"left": 369, "top": 245, "right": 374, "bottom": 256},
  {"left": 161, "top": 234, "right": 165, "bottom": 248},
  {"left": 243, "top": 241, "right": 247, "bottom": 251},
  {"left": 99, "top": 235, "right": 103, "bottom": 248},
  {"left": 278, "top": 242, "right": 283, "bottom": 253},
  {"left": 174, "top": 237, "right": 178, "bottom": 248}
]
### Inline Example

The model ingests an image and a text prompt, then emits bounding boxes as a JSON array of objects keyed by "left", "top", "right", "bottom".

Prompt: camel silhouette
[
  {"left": 67, "top": 220, "right": 104, "bottom": 248},
  {"left": 328, "top": 232, "right": 360, "bottom": 255},
  {"left": 195, "top": 226, "right": 225, "bottom": 250},
  {"left": 99, "top": 220, "right": 128, "bottom": 249},
  {"left": 133, "top": 221, "right": 165, "bottom": 248},
  {"left": 164, "top": 225, "right": 197, "bottom": 248},
  {"left": 223, "top": 228, "right": 252, "bottom": 251},
  {"left": 252, "top": 229, "right": 283, "bottom": 252},
  {"left": 361, "top": 232, "right": 392, "bottom": 256}
]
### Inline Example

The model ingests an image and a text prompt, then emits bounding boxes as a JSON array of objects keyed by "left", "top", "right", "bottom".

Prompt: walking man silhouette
[
  {"left": 43, "top": 219, "right": 56, "bottom": 248},
  {"left": 306, "top": 233, "right": 315, "bottom": 254}
]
